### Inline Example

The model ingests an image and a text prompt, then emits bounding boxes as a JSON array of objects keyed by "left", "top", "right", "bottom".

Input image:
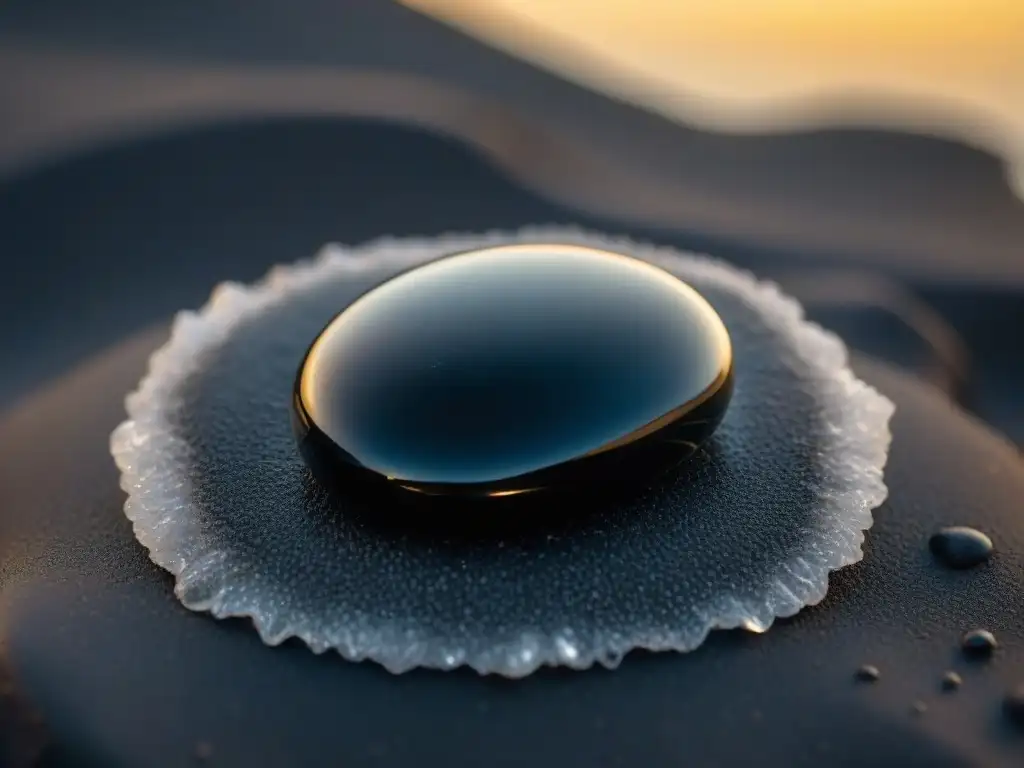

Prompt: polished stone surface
[{"left": 292, "top": 244, "right": 733, "bottom": 499}]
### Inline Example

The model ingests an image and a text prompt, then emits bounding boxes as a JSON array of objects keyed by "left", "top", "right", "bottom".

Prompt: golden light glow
[
  {"left": 402, "top": 0, "right": 1024, "bottom": 197},
  {"left": 395, "top": 483, "right": 541, "bottom": 497},
  {"left": 487, "top": 488, "right": 540, "bottom": 497}
]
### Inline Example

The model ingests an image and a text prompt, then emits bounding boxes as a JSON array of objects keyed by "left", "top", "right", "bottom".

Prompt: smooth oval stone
[
  {"left": 928, "top": 526, "right": 994, "bottom": 569},
  {"left": 292, "top": 244, "right": 734, "bottom": 499}
]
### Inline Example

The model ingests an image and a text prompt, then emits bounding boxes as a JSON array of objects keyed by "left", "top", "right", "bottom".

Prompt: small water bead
[
  {"left": 292, "top": 244, "right": 734, "bottom": 501},
  {"left": 855, "top": 664, "right": 881, "bottom": 683},
  {"left": 961, "top": 629, "right": 998, "bottom": 658},
  {"left": 929, "top": 527, "right": 993, "bottom": 569},
  {"left": 940, "top": 671, "right": 962, "bottom": 692}
]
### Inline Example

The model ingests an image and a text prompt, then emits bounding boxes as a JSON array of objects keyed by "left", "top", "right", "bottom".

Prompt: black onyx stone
[
  {"left": 292, "top": 244, "right": 734, "bottom": 500},
  {"left": 928, "top": 526, "right": 994, "bottom": 569}
]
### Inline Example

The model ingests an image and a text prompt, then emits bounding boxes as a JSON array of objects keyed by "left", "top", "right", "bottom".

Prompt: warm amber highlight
[{"left": 403, "top": 0, "right": 1024, "bottom": 197}]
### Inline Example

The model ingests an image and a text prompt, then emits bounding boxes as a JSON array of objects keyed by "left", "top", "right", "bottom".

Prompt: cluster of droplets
[{"left": 854, "top": 525, "right": 1022, "bottom": 732}]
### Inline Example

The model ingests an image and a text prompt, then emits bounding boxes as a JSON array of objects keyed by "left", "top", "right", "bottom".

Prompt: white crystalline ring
[{"left": 111, "top": 227, "right": 894, "bottom": 677}]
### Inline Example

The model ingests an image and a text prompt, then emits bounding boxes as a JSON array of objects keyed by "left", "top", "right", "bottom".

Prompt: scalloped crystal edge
[{"left": 110, "top": 226, "right": 895, "bottom": 677}]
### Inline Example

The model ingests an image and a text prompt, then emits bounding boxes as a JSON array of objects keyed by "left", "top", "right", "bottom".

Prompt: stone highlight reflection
[{"left": 292, "top": 244, "right": 733, "bottom": 500}]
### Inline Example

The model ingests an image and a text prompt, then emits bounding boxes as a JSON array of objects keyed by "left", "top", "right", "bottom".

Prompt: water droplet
[
  {"left": 1003, "top": 684, "right": 1024, "bottom": 730},
  {"left": 911, "top": 700, "right": 928, "bottom": 716},
  {"left": 555, "top": 636, "right": 579, "bottom": 661},
  {"left": 855, "top": 664, "right": 881, "bottom": 682},
  {"left": 940, "top": 671, "right": 962, "bottom": 691},
  {"left": 601, "top": 649, "right": 624, "bottom": 667},
  {"left": 741, "top": 618, "right": 769, "bottom": 633},
  {"left": 929, "top": 527, "right": 993, "bottom": 569},
  {"left": 961, "top": 629, "right": 998, "bottom": 658},
  {"left": 293, "top": 244, "right": 733, "bottom": 500}
]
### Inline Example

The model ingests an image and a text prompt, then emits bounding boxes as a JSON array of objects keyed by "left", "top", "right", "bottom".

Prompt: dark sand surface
[{"left": 1, "top": 4, "right": 1023, "bottom": 764}]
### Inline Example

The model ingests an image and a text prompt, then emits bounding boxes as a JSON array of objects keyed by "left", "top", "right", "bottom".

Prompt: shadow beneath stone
[{"left": 300, "top": 446, "right": 717, "bottom": 548}]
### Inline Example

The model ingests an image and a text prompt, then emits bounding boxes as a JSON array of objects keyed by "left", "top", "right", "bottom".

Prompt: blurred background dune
[{"left": 404, "top": 0, "right": 1024, "bottom": 198}]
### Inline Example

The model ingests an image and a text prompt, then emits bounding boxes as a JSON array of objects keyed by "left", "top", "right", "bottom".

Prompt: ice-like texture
[{"left": 110, "top": 228, "right": 894, "bottom": 677}]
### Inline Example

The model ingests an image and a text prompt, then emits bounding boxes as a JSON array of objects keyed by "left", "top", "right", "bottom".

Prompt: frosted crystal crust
[{"left": 111, "top": 228, "right": 894, "bottom": 677}]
